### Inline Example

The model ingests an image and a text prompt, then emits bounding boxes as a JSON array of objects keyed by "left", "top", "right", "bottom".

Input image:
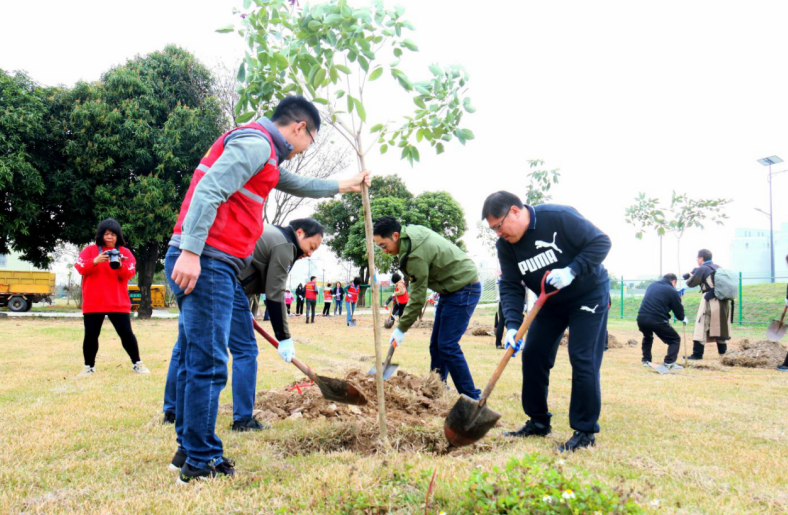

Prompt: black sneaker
[
  {"left": 503, "top": 419, "right": 551, "bottom": 438},
  {"left": 169, "top": 448, "right": 186, "bottom": 471},
  {"left": 557, "top": 431, "right": 595, "bottom": 452},
  {"left": 231, "top": 418, "right": 270, "bottom": 432},
  {"left": 177, "top": 458, "right": 235, "bottom": 484},
  {"left": 685, "top": 355, "right": 703, "bottom": 361},
  {"left": 163, "top": 411, "right": 176, "bottom": 424}
]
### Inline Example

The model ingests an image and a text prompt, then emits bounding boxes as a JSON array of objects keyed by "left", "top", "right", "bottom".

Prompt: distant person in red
[
  {"left": 74, "top": 218, "right": 149, "bottom": 376},
  {"left": 305, "top": 276, "right": 318, "bottom": 323}
]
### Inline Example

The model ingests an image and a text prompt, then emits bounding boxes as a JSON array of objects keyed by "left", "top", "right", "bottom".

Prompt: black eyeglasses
[
  {"left": 296, "top": 120, "right": 315, "bottom": 145},
  {"left": 490, "top": 208, "right": 511, "bottom": 233}
]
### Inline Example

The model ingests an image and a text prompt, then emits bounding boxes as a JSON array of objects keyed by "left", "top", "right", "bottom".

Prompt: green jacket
[{"left": 396, "top": 225, "right": 478, "bottom": 332}]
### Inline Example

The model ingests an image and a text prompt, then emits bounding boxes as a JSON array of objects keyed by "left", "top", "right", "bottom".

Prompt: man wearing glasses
[
  {"left": 372, "top": 216, "right": 482, "bottom": 400},
  {"left": 165, "top": 95, "right": 370, "bottom": 483},
  {"left": 481, "top": 191, "right": 611, "bottom": 452}
]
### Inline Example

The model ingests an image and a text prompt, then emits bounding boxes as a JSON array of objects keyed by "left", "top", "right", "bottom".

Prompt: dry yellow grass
[{"left": 1, "top": 308, "right": 787, "bottom": 514}]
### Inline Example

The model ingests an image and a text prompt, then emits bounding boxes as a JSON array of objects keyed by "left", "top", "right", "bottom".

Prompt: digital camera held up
[{"left": 104, "top": 249, "right": 122, "bottom": 269}]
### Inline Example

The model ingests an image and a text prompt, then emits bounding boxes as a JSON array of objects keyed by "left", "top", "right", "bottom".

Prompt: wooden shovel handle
[
  {"left": 479, "top": 271, "right": 556, "bottom": 406},
  {"left": 252, "top": 319, "right": 317, "bottom": 382},
  {"left": 780, "top": 306, "right": 787, "bottom": 326},
  {"left": 381, "top": 341, "right": 397, "bottom": 370}
]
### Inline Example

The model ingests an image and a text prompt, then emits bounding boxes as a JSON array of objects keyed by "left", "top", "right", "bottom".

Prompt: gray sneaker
[
  {"left": 79, "top": 365, "right": 96, "bottom": 376},
  {"left": 641, "top": 360, "right": 651, "bottom": 367},
  {"left": 665, "top": 362, "right": 684, "bottom": 370},
  {"left": 132, "top": 361, "right": 150, "bottom": 374}
]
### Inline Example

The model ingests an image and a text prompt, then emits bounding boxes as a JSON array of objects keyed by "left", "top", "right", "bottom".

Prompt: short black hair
[
  {"left": 663, "top": 273, "right": 677, "bottom": 283},
  {"left": 327, "top": 282, "right": 332, "bottom": 287},
  {"left": 95, "top": 218, "right": 126, "bottom": 248},
  {"left": 391, "top": 273, "right": 402, "bottom": 283},
  {"left": 353, "top": 277, "right": 361, "bottom": 286},
  {"left": 290, "top": 217, "right": 324, "bottom": 238},
  {"left": 373, "top": 216, "right": 401, "bottom": 238},
  {"left": 310, "top": 276, "right": 316, "bottom": 281},
  {"left": 698, "top": 249, "right": 712, "bottom": 261},
  {"left": 272, "top": 95, "right": 321, "bottom": 133},
  {"left": 481, "top": 191, "right": 524, "bottom": 220}
]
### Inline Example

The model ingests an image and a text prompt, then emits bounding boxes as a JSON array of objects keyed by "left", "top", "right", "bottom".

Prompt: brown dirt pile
[
  {"left": 249, "top": 370, "right": 503, "bottom": 455},
  {"left": 721, "top": 340, "right": 787, "bottom": 369}
]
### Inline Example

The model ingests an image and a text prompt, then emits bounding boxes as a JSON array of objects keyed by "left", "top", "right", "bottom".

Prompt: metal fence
[{"left": 611, "top": 274, "right": 788, "bottom": 326}]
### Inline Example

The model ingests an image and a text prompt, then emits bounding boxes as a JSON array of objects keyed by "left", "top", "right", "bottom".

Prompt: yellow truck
[
  {"left": 127, "top": 285, "right": 167, "bottom": 312},
  {"left": 0, "top": 271, "right": 56, "bottom": 312}
]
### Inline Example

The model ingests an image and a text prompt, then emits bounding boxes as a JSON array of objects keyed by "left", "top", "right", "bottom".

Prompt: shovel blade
[
  {"left": 766, "top": 320, "right": 787, "bottom": 342},
  {"left": 314, "top": 375, "right": 367, "bottom": 405},
  {"left": 367, "top": 363, "right": 399, "bottom": 380},
  {"left": 443, "top": 394, "right": 502, "bottom": 447}
]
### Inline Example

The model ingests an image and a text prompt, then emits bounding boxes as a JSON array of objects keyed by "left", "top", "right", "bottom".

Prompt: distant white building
[
  {"left": 0, "top": 251, "right": 47, "bottom": 272},
  {"left": 730, "top": 223, "right": 788, "bottom": 284}
]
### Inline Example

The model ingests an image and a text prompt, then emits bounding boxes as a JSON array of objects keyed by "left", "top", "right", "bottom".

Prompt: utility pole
[{"left": 757, "top": 156, "right": 785, "bottom": 283}]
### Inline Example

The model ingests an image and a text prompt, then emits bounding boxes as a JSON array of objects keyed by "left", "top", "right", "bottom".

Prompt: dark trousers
[
  {"left": 388, "top": 302, "right": 406, "bottom": 322},
  {"left": 691, "top": 340, "right": 727, "bottom": 357},
  {"left": 429, "top": 283, "right": 482, "bottom": 399},
  {"left": 305, "top": 299, "right": 316, "bottom": 322},
  {"left": 521, "top": 284, "right": 609, "bottom": 434},
  {"left": 637, "top": 317, "right": 680, "bottom": 364},
  {"left": 83, "top": 312, "right": 140, "bottom": 367},
  {"left": 322, "top": 302, "right": 331, "bottom": 316},
  {"left": 494, "top": 302, "right": 505, "bottom": 347},
  {"left": 286, "top": 304, "right": 291, "bottom": 314},
  {"left": 296, "top": 297, "right": 304, "bottom": 315}
]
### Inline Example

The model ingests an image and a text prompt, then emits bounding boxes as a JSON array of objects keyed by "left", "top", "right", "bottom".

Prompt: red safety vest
[
  {"left": 323, "top": 288, "right": 332, "bottom": 301},
  {"left": 305, "top": 282, "right": 318, "bottom": 300},
  {"left": 173, "top": 122, "right": 279, "bottom": 258},
  {"left": 395, "top": 282, "right": 410, "bottom": 305},
  {"left": 346, "top": 285, "right": 358, "bottom": 303}
]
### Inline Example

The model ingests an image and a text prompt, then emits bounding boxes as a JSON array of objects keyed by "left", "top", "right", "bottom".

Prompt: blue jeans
[
  {"left": 162, "top": 298, "right": 258, "bottom": 424},
  {"left": 165, "top": 247, "right": 254, "bottom": 469},
  {"left": 334, "top": 299, "right": 342, "bottom": 315},
  {"left": 429, "top": 282, "right": 481, "bottom": 399},
  {"left": 345, "top": 300, "right": 356, "bottom": 324}
]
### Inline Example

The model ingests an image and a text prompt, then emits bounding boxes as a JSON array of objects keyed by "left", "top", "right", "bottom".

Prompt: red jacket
[
  {"left": 394, "top": 280, "right": 409, "bottom": 305},
  {"left": 346, "top": 285, "right": 359, "bottom": 303},
  {"left": 323, "top": 288, "right": 333, "bottom": 302},
  {"left": 172, "top": 122, "right": 279, "bottom": 258},
  {"left": 75, "top": 245, "right": 136, "bottom": 314},
  {"left": 305, "top": 282, "right": 318, "bottom": 300}
]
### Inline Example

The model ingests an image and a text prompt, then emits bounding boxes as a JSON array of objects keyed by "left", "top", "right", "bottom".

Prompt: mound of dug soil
[
  {"left": 721, "top": 340, "right": 787, "bottom": 369},
  {"left": 249, "top": 370, "right": 501, "bottom": 455}
]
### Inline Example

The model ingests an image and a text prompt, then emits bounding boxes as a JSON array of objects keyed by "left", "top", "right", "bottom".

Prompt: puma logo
[
  {"left": 535, "top": 232, "right": 563, "bottom": 254},
  {"left": 580, "top": 304, "right": 599, "bottom": 314},
  {"left": 518, "top": 249, "right": 558, "bottom": 274},
  {"left": 128, "top": 263, "right": 135, "bottom": 273}
]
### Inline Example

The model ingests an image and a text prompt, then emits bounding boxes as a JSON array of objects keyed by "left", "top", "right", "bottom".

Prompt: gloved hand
[
  {"left": 505, "top": 328, "right": 524, "bottom": 357},
  {"left": 785, "top": 298, "right": 788, "bottom": 308},
  {"left": 676, "top": 288, "right": 686, "bottom": 297},
  {"left": 390, "top": 328, "right": 405, "bottom": 347},
  {"left": 546, "top": 267, "right": 576, "bottom": 290},
  {"left": 277, "top": 338, "right": 295, "bottom": 363},
  {"left": 682, "top": 317, "right": 688, "bottom": 325}
]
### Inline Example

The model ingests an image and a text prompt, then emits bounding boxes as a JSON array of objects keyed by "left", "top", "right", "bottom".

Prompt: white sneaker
[
  {"left": 665, "top": 362, "right": 684, "bottom": 370},
  {"left": 79, "top": 365, "right": 96, "bottom": 376},
  {"left": 132, "top": 361, "right": 150, "bottom": 374}
]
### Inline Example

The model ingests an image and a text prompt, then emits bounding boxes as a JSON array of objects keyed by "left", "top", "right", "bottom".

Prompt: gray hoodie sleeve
[
  {"left": 179, "top": 133, "right": 273, "bottom": 255},
  {"left": 275, "top": 168, "right": 339, "bottom": 198}
]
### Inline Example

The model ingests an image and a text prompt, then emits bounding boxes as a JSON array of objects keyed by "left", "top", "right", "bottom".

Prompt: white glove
[
  {"left": 278, "top": 338, "right": 295, "bottom": 363},
  {"left": 505, "top": 328, "right": 524, "bottom": 357},
  {"left": 682, "top": 317, "right": 688, "bottom": 325},
  {"left": 390, "top": 328, "right": 405, "bottom": 347},
  {"left": 546, "top": 267, "right": 576, "bottom": 290},
  {"left": 785, "top": 298, "right": 788, "bottom": 308}
]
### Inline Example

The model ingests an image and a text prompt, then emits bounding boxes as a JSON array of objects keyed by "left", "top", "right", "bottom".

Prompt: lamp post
[{"left": 756, "top": 155, "right": 784, "bottom": 283}]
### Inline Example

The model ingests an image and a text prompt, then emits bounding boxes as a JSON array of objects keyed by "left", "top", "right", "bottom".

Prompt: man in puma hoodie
[
  {"left": 482, "top": 191, "right": 611, "bottom": 452},
  {"left": 373, "top": 216, "right": 482, "bottom": 399}
]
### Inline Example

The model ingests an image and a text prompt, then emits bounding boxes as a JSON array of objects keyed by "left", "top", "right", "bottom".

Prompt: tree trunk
[{"left": 136, "top": 242, "right": 159, "bottom": 320}]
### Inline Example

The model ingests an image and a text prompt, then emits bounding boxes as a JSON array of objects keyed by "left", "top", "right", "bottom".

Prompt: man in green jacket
[{"left": 373, "top": 216, "right": 482, "bottom": 399}]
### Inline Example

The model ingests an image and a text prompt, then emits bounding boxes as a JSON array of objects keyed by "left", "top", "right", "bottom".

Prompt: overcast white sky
[{"left": 3, "top": 0, "right": 787, "bottom": 280}]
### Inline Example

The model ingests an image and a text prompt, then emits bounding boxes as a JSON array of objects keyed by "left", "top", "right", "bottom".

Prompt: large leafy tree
[{"left": 314, "top": 175, "right": 467, "bottom": 280}]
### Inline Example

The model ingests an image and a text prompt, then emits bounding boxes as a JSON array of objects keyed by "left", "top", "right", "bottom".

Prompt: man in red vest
[
  {"left": 304, "top": 276, "right": 318, "bottom": 323},
  {"left": 164, "top": 96, "right": 370, "bottom": 483},
  {"left": 345, "top": 277, "right": 360, "bottom": 326}
]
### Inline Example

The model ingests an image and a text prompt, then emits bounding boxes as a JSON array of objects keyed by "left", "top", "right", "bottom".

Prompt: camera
[
  {"left": 105, "top": 249, "right": 122, "bottom": 269},
  {"left": 682, "top": 273, "right": 690, "bottom": 280}
]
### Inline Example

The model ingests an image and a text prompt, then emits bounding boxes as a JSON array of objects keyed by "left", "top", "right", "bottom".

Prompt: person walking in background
[
  {"left": 322, "top": 282, "right": 332, "bottom": 316},
  {"left": 295, "top": 283, "right": 305, "bottom": 315},
  {"left": 74, "top": 218, "right": 149, "bottom": 376},
  {"left": 684, "top": 249, "right": 732, "bottom": 360},
  {"left": 305, "top": 276, "right": 318, "bottom": 323},
  {"left": 284, "top": 289, "right": 293, "bottom": 315},
  {"left": 345, "top": 277, "right": 360, "bottom": 326},
  {"left": 637, "top": 274, "right": 686, "bottom": 369},
  {"left": 333, "top": 281, "right": 344, "bottom": 315}
]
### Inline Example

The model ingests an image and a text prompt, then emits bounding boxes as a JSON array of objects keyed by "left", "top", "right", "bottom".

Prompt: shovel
[
  {"left": 444, "top": 270, "right": 559, "bottom": 447},
  {"left": 252, "top": 320, "right": 367, "bottom": 406},
  {"left": 368, "top": 341, "right": 399, "bottom": 380},
  {"left": 767, "top": 306, "right": 788, "bottom": 342}
]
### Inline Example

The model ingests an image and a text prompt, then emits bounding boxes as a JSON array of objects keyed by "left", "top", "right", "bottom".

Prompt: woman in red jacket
[{"left": 74, "top": 218, "right": 148, "bottom": 376}]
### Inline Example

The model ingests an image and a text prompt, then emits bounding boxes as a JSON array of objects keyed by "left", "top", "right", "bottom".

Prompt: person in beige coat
[{"left": 684, "top": 249, "right": 732, "bottom": 360}]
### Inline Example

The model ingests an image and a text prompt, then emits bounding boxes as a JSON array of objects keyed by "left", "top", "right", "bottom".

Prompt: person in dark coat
[
  {"left": 637, "top": 274, "right": 686, "bottom": 368},
  {"left": 295, "top": 283, "right": 305, "bottom": 315},
  {"left": 684, "top": 249, "right": 732, "bottom": 360}
]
